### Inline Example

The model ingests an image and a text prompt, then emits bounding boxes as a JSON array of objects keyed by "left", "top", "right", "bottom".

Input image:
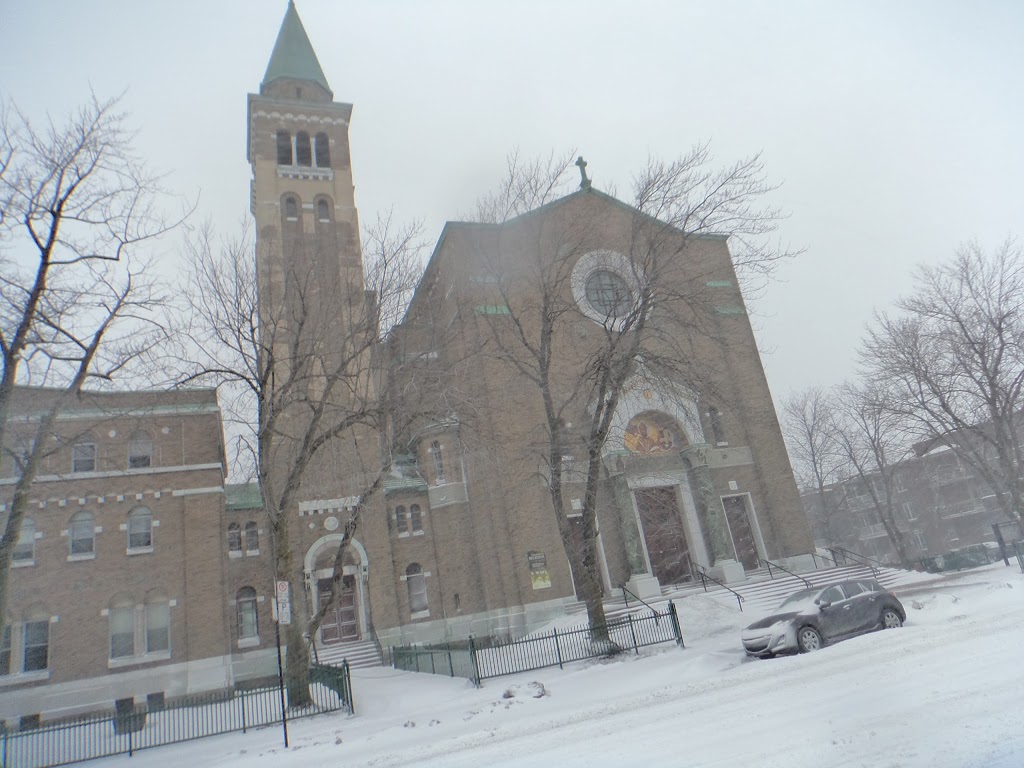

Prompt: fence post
[
  {"left": 128, "top": 719, "right": 133, "bottom": 758},
  {"left": 345, "top": 661, "right": 355, "bottom": 715},
  {"left": 468, "top": 636, "right": 481, "bottom": 687},
  {"left": 448, "top": 650, "right": 455, "bottom": 677},
  {"left": 627, "top": 614, "right": 639, "bottom": 655},
  {"left": 241, "top": 690, "right": 247, "bottom": 734},
  {"left": 668, "top": 601, "right": 684, "bottom": 648},
  {"left": 554, "top": 627, "right": 563, "bottom": 669}
]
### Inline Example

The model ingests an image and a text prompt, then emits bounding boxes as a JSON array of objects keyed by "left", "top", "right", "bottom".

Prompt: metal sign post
[{"left": 274, "top": 580, "right": 291, "bottom": 748}]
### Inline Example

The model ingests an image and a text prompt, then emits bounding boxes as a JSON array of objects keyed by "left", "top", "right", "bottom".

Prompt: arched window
[
  {"left": 12, "top": 518, "right": 35, "bottom": 563},
  {"left": 276, "top": 130, "right": 293, "bottom": 165},
  {"left": 410, "top": 504, "right": 423, "bottom": 533},
  {"left": 69, "top": 511, "right": 95, "bottom": 556},
  {"left": 284, "top": 195, "right": 299, "bottom": 220},
  {"left": 127, "top": 507, "right": 152, "bottom": 550},
  {"left": 395, "top": 505, "right": 408, "bottom": 535},
  {"left": 227, "top": 522, "right": 241, "bottom": 553},
  {"left": 430, "top": 440, "right": 445, "bottom": 485},
  {"left": 244, "top": 521, "right": 259, "bottom": 553},
  {"left": 236, "top": 587, "right": 258, "bottom": 640},
  {"left": 72, "top": 436, "right": 96, "bottom": 473},
  {"left": 314, "top": 132, "right": 330, "bottom": 167},
  {"left": 295, "top": 131, "right": 311, "bottom": 167},
  {"left": 406, "top": 564, "right": 428, "bottom": 614},
  {"left": 128, "top": 431, "right": 153, "bottom": 469},
  {"left": 109, "top": 593, "right": 135, "bottom": 659},
  {"left": 317, "top": 198, "right": 331, "bottom": 222},
  {"left": 144, "top": 590, "right": 170, "bottom": 654},
  {"left": 23, "top": 605, "right": 50, "bottom": 672}
]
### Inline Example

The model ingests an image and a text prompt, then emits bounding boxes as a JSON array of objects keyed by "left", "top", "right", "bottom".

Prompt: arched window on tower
[
  {"left": 406, "top": 563, "right": 428, "bottom": 614},
  {"left": 295, "top": 131, "right": 312, "bottom": 167},
  {"left": 410, "top": 504, "right": 423, "bottom": 533},
  {"left": 430, "top": 440, "right": 446, "bottom": 485},
  {"left": 276, "top": 130, "right": 292, "bottom": 165},
  {"left": 245, "top": 521, "right": 259, "bottom": 553},
  {"left": 395, "top": 505, "right": 408, "bottom": 535},
  {"left": 317, "top": 199, "right": 331, "bottom": 222},
  {"left": 314, "top": 132, "right": 331, "bottom": 167},
  {"left": 236, "top": 587, "right": 258, "bottom": 640},
  {"left": 284, "top": 195, "right": 298, "bottom": 220}
]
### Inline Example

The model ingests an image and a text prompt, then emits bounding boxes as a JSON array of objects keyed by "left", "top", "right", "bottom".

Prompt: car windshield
[{"left": 777, "top": 588, "right": 821, "bottom": 611}]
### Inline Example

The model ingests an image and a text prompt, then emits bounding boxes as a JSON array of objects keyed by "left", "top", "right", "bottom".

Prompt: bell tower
[
  {"left": 247, "top": 1, "right": 370, "bottom": 500},
  {"left": 248, "top": 0, "right": 363, "bottom": 309}
]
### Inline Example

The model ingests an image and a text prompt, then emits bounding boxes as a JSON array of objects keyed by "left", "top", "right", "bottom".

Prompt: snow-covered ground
[{"left": 89, "top": 564, "right": 1024, "bottom": 768}]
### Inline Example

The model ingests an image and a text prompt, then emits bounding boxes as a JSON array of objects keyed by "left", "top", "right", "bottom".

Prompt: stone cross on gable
[{"left": 575, "top": 156, "right": 592, "bottom": 190}]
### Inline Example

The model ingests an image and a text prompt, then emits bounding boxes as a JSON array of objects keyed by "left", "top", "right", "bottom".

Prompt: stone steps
[
  {"left": 312, "top": 638, "right": 382, "bottom": 668},
  {"left": 597, "top": 563, "right": 924, "bottom": 620}
]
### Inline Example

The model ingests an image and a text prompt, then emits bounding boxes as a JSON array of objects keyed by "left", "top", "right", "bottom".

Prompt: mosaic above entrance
[{"left": 624, "top": 413, "right": 685, "bottom": 455}]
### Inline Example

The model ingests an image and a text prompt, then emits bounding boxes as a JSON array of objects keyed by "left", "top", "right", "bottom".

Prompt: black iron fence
[
  {"left": 0, "top": 663, "right": 352, "bottom": 768},
  {"left": 393, "top": 603, "right": 683, "bottom": 685}
]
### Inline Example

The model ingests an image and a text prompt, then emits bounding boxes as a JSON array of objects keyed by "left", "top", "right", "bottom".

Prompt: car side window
[
  {"left": 843, "top": 582, "right": 866, "bottom": 598},
  {"left": 857, "top": 580, "right": 879, "bottom": 593},
  {"left": 819, "top": 586, "right": 844, "bottom": 605}
]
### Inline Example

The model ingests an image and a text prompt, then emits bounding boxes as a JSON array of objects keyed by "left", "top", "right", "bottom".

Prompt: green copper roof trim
[
  {"left": 262, "top": 1, "right": 332, "bottom": 95},
  {"left": 225, "top": 482, "right": 263, "bottom": 511}
]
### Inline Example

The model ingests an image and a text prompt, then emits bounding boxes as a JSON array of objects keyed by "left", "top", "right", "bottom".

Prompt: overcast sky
[{"left": 3, "top": 0, "right": 1022, "bottom": 403}]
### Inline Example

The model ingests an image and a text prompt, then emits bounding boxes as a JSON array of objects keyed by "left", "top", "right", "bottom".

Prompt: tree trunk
[{"left": 284, "top": 621, "right": 312, "bottom": 708}]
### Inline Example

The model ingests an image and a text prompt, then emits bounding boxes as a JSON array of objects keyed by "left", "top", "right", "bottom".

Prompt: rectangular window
[
  {"left": 72, "top": 443, "right": 96, "bottom": 473},
  {"left": 110, "top": 608, "right": 135, "bottom": 659},
  {"left": 23, "top": 621, "right": 49, "bottom": 672},
  {"left": 409, "top": 575, "right": 428, "bottom": 613},
  {"left": 146, "top": 604, "right": 170, "bottom": 654},
  {"left": 237, "top": 601, "right": 258, "bottom": 639},
  {"left": 708, "top": 407, "right": 726, "bottom": 446},
  {"left": 1, "top": 625, "right": 10, "bottom": 675},
  {"left": 128, "top": 514, "right": 152, "bottom": 549},
  {"left": 12, "top": 522, "right": 34, "bottom": 563},
  {"left": 70, "top": 518, "right": 95, "bottom": 555}
]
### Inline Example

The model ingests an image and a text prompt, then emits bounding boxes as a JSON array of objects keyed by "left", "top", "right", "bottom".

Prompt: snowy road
[{"left": 91, "top": 566, "right": 1024, "bottom": 768}]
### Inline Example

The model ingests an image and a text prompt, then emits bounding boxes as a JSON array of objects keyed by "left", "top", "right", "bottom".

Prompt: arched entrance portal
[{"left": 304, "top": 536, "right": 368, "bottom": 645}]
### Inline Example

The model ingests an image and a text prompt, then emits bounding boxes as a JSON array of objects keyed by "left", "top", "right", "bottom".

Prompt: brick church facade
[{"left": 0, "top": 2, "right": 812, "bottom": 724}]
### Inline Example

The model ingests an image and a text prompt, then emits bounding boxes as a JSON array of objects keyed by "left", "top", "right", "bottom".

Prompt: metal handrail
[
  {"left": 828, "top": 546, "right": 880, "bottom": 576},
  {"left": 620, "top": 584, "right": 660, "bottom": 618},
  {"left": 760, "top": 558, "right": 812, "bottom": 588},
  {"left": 694, "top": 565, "right": 745, "bottom": 611},
  {"left": 810, "top": 551, "right": 840, "bottom": 569}
]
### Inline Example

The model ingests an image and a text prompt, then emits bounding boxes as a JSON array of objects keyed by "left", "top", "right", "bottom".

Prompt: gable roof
[{"left": 261, "top": 1, "right": 332, "bottom": 95}]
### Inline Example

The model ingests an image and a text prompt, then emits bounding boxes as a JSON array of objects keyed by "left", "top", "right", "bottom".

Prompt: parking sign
[{"left": 276, "top": 580, "right": 292, "bottom": 625}]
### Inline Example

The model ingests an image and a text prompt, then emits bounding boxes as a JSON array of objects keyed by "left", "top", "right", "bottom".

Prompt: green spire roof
[{"left": 261, "top": 1, "right": 332, "bottom": 95}]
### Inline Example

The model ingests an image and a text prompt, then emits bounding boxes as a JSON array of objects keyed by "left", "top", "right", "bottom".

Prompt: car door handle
[{"left": 843, "top": 605, "right": 852, "bottom": 610}]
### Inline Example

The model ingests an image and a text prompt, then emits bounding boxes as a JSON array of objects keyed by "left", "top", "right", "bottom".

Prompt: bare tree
[
  {"left": 170, "top": 213, "right": 423, "bottom": 705},
  {"left": 782, "top": 386, "right": 850, "bottom": 546},
  {"left": 469, "top": 146, "right": 796, "bottom": 636},
  {"left": 831, "top": 382, "right": 913, "bottom": 567},
  {"left": 862, "top": 241, "right": 1024, "bottom": 538},
  {"left": 0, "top": 95, "right": 177, "bottom": 626}
]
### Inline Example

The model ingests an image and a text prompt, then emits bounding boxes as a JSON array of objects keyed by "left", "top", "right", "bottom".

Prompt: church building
[{"left": 0, "top": 1, "right": 812, "bottom": 724}]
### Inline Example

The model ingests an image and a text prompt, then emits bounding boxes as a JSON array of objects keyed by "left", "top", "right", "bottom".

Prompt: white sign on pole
[{"left": 276, "top": 580, "right": 292, "bottom": 625}]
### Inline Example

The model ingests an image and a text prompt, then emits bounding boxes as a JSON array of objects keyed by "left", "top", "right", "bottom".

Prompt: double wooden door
[
  {"left": 634, "top": 487, "right": 693, "bottom": 585},
  {"left": 318, "top": 575, "right": 358, "bottom": 643}
]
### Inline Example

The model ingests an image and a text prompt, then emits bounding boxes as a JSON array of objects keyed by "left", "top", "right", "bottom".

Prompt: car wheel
[
  {"left": 881, "top": 608, "right": 903, "bottom": 629},
  {"left": 797, "top": 626, "right": 823, "bottom": 653}
]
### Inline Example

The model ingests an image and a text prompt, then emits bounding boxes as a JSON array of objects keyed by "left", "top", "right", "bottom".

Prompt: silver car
[{"left": 741, "top": 579, "right": 906, "bottom": 658}]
